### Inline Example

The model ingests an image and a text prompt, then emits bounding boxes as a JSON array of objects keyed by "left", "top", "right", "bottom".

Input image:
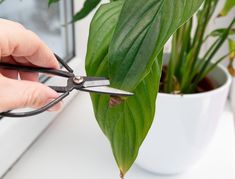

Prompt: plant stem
[
  {"left": 186, "top": 53, "right": 231, "bottom": 93},
  {"left": 198, "top": 18, "right": 235, "bottom": 77},
  {"left": 180, "top": 0, "right": 214, "bottom": 92}
]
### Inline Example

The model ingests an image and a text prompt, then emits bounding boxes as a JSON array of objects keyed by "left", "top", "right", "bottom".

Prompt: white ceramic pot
[{"left": 135, "top": 64, "right": 232, "bottom": 174}]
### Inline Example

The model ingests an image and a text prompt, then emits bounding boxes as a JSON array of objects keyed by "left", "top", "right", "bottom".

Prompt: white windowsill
[{"left": 1, "top": 92, "right": 234, "bottom": 179}]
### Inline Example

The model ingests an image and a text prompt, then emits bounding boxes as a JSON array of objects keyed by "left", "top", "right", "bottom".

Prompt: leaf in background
[
  {"left": 72, "top": 0, "right": 101, "bottom": 22},
  {"left": 229, "top": 38, "right": 235, "bottom": 59},
  {"left": 48, "top": 0, "right": 60, "bottom": 7},
  {"left": 203, "top": 28, "right": 235, "bottom": 42},
  {"left": 86, "top": 0, "right": 204, "bottom": 177},
  {"left": 219, "top": 0, "right": 235, "bottom": 17},
  {"left": 209, "top": 28, "right": 235, "bottom": 37},
  {"left": 227, "top": 38, "right": 235, "bottom": 76}
]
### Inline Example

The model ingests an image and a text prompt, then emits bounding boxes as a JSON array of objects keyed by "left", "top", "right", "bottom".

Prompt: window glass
[{"left": 0, "top": 0, "right": 74, "bottom": 60}]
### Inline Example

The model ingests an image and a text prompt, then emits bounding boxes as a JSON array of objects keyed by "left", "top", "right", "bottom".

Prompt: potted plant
[
  {"left": 30, "top": 0, "right": 233, "bottom": 178},
  {"left": 135, "top": 0, "right": 235, "bottom": 174}
]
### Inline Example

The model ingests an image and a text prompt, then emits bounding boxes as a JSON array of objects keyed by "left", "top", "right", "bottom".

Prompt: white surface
[
  {"left": 2, "top": 93, "right": 235, "bottom": 179},
  {"left": 136, "top": 64, "right": 232, "bottom": 174}
]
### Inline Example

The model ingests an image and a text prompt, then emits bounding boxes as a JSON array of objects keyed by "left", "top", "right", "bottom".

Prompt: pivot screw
[{"left": 73, "top": 76, "right": 84, "bottom": 84}]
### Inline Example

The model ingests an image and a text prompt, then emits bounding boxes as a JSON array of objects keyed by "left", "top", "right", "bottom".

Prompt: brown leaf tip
[{"left": 120, "top": 171, "right": 125, "bottom": 179}]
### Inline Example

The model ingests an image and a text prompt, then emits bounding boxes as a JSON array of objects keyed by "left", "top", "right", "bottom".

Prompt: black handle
[
  {"left": 0, "top": 63, "right": 73, "bottom": 78},
  {"left": 0, "top": 92, "right": 69, "bottom": 118}
]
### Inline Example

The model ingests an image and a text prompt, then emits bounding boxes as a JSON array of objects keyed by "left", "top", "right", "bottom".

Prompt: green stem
[
  {"left": 199, "top": 18, "right": 235, "bottom": 77},
  {"left": 187, "top": 53, "right": 230, "bottom": 93},
  {"left": 180, "top": 0, "right": 216, "bottom": 92}
]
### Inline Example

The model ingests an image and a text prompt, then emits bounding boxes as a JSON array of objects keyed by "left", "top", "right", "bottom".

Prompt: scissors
[{"left": 0, "top": 54, "right": 133, "bottom": 118}]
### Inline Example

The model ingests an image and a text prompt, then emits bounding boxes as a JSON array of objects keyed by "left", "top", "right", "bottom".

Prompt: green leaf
[
  {"left": 206, "top": 28, "right": 235, "bottom": 38},
  {"left": 72, "top": 0, "right": 101, "bottom": 22},
  {"left": 109, "top": 0, "right": 204, "bottom": 91},
  {"left": 228, "top": 38, "right": 235, "bottom": 76},
  {"left": 86, "top": 0, "right": 204, "bottom": 177},
  {"left": 229, "top": 38, "right": 235, "bottom": 59},
  {"left": 48, "top": 0, "right": 60, "bottom": 7},
  {"left": 219, "top": 0, "right": 235, "bottom": 16}
]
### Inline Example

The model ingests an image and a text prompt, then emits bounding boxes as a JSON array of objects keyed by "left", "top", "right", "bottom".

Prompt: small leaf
[
  {"left": 203, "top": 28, "right": 235, "bottom": 42},
  {"left": 227, "top": 38, "right": 235, "bottom": 76},
  {"left": 209, "top": 28, "right": 235, "bottom": 37},
  {"left": 72, "top": 0, "right": 101, "bottom": 22},
  {"left": 219, "top": 0, "right": 235, "bottom": 17},
  {"left": 48, "top": 0, "right": 60, "bottom": 7},
  {"left": 229, "top": 38, "right": 235, "bottom": 59}
]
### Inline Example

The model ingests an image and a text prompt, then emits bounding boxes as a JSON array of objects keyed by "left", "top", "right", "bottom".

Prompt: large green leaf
[
  {"left": 86, "top": 0, "right": 204, "bottom": 177},
  {"left": 109, "top": 0, "right": 204, "bottom": 91}
]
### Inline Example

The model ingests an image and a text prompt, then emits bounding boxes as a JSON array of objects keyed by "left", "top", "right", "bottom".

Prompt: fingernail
[{"left": 47, "top": 100, "right": 63, "bottom": 112}]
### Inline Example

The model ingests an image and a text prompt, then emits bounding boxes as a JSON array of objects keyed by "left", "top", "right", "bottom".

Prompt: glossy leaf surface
[
  {"left": 86, "top": 0, "right": 204, "bottom": 176},
  {"left": 109, "top": 0, "right": 204, "bottom": 91}
]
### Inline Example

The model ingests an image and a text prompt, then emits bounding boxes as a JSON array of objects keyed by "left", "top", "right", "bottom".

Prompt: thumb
[{"left": 0, "top": 75, "right": 62, "bottom": 112}]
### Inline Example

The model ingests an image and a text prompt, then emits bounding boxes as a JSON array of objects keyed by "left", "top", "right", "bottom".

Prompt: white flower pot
[{"left": 135, "top": 64, "right": 232, "bottom": 174}]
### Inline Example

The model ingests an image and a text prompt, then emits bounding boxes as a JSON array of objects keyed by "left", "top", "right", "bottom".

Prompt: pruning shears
[{"left": 0, "top": 54, "right": 133, "bottom": 118}]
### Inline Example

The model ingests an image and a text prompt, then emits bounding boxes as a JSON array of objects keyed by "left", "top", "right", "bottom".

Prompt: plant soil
[{"left": 160, "top": 66, "right": 215, "bottom": 94}]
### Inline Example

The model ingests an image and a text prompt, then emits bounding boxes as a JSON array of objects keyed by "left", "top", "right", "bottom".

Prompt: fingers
[
  {"left": 0, "top": 56, "right": 39, "bottom": 81},
  {"left": 0, "top": 75, "right": 62, "bottom": 113},
  {"left": 0, "top": 56, "right": 18, "bottom": 79},
  {"left": 0, "top": 19, "right": 59, "bottom": 69},
  {"left": 19, "top": 72, "right": 39, "bottom": 81}
]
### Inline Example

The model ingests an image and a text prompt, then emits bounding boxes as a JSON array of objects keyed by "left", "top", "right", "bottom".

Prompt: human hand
[{"left": 0, "top": 19, "right": 62, "bottom": 113}]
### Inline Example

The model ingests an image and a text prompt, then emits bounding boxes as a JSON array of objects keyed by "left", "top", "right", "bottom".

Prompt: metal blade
[
  {"left": 82, "top": 77, "right": 110, "bottom": 87},
  {"left": 81, "top": 86, "right": 134, "bottom": 96},
  {"left": 83, "top": 80, "right": 110, "bottom": 88}
]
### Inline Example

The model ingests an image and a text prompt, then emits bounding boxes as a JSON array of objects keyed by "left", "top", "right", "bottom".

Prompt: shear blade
[
  {"left": 83, "top": 79, "right": 110, "bottom": 87},
  {"left": 83, "top": 86, "right": 133, "bottom": 96}
]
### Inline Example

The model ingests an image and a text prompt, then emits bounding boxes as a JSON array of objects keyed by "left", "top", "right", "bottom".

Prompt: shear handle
[
  {"left": 0, "top": 63, "right": 73, "bottom": 78},
  {"left": 0, "top": 92, "right": 69, "bottom": 118},
  {"left": 49, "top": 86, "right": 69, "bottom": 93}
]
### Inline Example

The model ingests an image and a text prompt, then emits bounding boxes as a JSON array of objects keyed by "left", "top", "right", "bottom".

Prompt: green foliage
[
  {"left": 162, "top": 0, "right": 235, "bottom": 94},
  {"left": 86, "top": 0, "right": 204, "bottom": 177},
  {"left": 228, "top": 38, "right": 235, "bottom": 76},
  {"left": 72, "top": 0, "right": 101, "bottom": 22},
  {"left": 219, "top": 0, "right": 235, "bottom": 16},
  {"left": 48, "top": 0, "right": 60, "bottom": 6},
  {"left": 48, "top": 0, "right": 101, "bottom": 22},
  {"left": 229, "top": 38, "right": 235, "bottom": 58}
]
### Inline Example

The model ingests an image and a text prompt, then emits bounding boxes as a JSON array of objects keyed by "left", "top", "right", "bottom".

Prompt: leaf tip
[{"left": 120, "top": 170, "right": 125, "bottom": 179}]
